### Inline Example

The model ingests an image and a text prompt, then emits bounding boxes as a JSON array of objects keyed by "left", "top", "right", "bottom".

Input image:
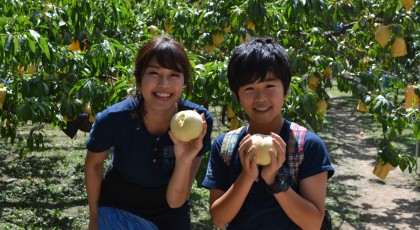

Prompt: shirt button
[
  {"left": 154, "top": 148, "right": 157, "bottom": 151},
  {"left": 153, "top": 159, "right": 157, "bottom": 163}
]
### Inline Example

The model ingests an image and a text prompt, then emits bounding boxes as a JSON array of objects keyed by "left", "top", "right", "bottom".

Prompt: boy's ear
[{"left": 284, "top": 88, "right": 290, "bottom": 99}]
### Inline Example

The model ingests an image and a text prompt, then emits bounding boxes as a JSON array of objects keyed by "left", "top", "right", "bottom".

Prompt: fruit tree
[{"left": 1, "top": 0, "right": 418, "bottom": 174}]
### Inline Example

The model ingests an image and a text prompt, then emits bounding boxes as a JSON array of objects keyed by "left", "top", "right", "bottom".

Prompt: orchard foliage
[{"left": 0, "top": 0, "right": 419, "bottom": 172}]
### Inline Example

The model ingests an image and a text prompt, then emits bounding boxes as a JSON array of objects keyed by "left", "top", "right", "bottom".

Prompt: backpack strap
[
  {"left": 219, "top": 122, "right": 307, "bottom": 180},
  {"left": 220, "top": 126, "right": 244, "bottom": 166},
  {"left": 287, "top": 122, "right": 307, "bottom": 183}
]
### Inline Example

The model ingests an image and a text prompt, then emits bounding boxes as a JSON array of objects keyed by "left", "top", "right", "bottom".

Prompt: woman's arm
[
  {"left": 166, "top": 155, "right": 202, "bottom": 208},
  {"left": 166, "top": 115, "right": 208, "bottom": 208},
  {"left": 84, "top": 150, "right": 109, "bottom": 230}
]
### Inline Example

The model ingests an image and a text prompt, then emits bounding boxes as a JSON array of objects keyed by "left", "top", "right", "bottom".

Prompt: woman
[{"left": 85, "top": 36, "right": 213, "bottom": 230}]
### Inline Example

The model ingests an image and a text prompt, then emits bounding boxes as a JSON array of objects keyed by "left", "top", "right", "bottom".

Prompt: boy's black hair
[{"left": 227, "top": 37, "right": 292, "bottom": 101}]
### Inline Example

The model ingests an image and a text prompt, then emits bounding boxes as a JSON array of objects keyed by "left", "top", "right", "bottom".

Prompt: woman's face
[{"left": 140, "top": 57, "right": 184, "bottom": 114}]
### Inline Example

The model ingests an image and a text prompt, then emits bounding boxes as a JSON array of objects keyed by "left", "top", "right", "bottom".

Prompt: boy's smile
[{"left": 238, "top": 71, "right": 287, "bottom": 132}]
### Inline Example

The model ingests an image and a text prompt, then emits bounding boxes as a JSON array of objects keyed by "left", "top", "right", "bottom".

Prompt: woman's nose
[{"left": 158, "top": 75, "right": 169, "bottom": 86}]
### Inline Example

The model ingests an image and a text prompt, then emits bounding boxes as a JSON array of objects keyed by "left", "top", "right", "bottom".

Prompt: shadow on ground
[{"left": 320, "top": 95, "right": 420, "bottom": 229}]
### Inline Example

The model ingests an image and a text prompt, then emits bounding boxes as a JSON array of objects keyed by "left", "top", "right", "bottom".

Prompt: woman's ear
[{"left": 233, "top": 93, "right": 240, "bottom": 104}]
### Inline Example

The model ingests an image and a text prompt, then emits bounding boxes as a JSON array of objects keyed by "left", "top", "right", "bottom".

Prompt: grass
[
  {"left": 0, "top": 128, "right": 89, "bottom": 229},
  {"left": 0, "top": 85, "right": 418, "bottom": 229},
  {"left": 0, "top": 113, "right": 229, "bottom": 229}
]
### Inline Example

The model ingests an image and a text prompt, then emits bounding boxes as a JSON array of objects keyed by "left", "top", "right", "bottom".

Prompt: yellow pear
[
  {"left": 230, "top": 117, "right": 240, "bottom": 130},
  {"left": 250, "top": 134, "right": 277, "bottom": 166},
  {"left": 316, "top": 100, "right": 328, "bottom": 116},
  {"left": 308, "top": 74, "right": 319, "bottom": 91},
  {"left": 404, "top": 85, "right": 419, "bottom": 109},
  {"left": 205, "top": 44, "right": 215, "bottom": 53},
  {"left": 223, "top": 25, "right": 232, "bottom": 33},
  {"left": 247, "top": 21, "right": 255, "bottom": 31},
  {"left": 84, "top": 103, "right": 92, "bottom": 115},
  {"left": 357, "top": 100, "right": 369, "bottom": 112},
  {"left": 375, "top": 25, "right": 391, "bottom": 48},
  {"left": 0, "top": 86, "right": 7, "bottom": 110},
  {"left": 226, "top": 105, "right": 236, "bottom": 119},
  {"left": 373, "top": 161, "right": 393, "bottom": 180},
  {"left": 212, "top": 32, "right": 224, "bottom": 47},
  {"left": 239, "top": 33, "right": 252, "bottom": 44},
  {"left": 322, "top": 65, "right": 332, "bottom": 78},
  {"left": 170, "top": 110, "right": 203, "bottom": 142},
  {"left": 391, "top": 37, "right": 407, "bottom": 57},
  {"left": 401, "top": 0, "right": 414, "bottom": 12},
  {"left": 148, "top": 25, "right": 159, "bottom": 36}
]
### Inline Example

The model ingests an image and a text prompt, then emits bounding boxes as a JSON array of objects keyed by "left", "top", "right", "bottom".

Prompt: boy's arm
[
  {"left": 209, "top": 133, "right": 259, "bottom": 227},
  {"left": 272, "top": 171, "right": 328, "bottom": 229},
  {"left": 209, "top": 171, "right": 256, "bottom": 228}
]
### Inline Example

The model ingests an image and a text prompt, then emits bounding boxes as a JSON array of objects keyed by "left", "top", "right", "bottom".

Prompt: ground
[
  {"left": 321, "top": 94, "right": 420, "bottom": 229},
  {"left": 1, "top": 92, "right": 419, "bottom": 229}
]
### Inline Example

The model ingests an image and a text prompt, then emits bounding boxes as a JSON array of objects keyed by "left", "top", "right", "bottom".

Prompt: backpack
[
  {"left": 220, "top": 122, "right": 332, "bottom": 230},
  {"left": 221, "top": 122, "right": 306, "bottom": 183}
]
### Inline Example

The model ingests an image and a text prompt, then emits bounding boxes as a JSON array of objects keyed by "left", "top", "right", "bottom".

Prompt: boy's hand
[
  {"left": 238, "top": 134, "right": 259, "bottom": 181},
  {"left": 261, "top": 132, "right": 286, "bottom": 185}
]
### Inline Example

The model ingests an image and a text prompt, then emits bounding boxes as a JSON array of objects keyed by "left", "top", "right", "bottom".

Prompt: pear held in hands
[
  {"left": 250, "top": 134, "right": 277, "bottom": 165},
  {"left": 170, "top": 110, "right": 203, "bottom": 142}
]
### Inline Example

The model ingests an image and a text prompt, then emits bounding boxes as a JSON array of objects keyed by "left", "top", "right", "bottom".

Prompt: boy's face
[{"left": 237, "top": 71, "right": 286, "bottom": 125}]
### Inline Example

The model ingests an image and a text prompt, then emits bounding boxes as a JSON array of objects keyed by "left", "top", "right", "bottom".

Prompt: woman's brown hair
[{"left": 133, "top": 36, "right": 191, "bottom": 120}]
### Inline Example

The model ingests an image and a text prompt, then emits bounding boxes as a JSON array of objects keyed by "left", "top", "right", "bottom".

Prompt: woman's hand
[
  {"left": 261, "top": 132, "right": 286, "bottom": 185},
  {"left": 169, "top": 113, "right": 207, "bottom": 164},
  {"left": 238, "top": 134, "right": 259, "bottom": 182}
]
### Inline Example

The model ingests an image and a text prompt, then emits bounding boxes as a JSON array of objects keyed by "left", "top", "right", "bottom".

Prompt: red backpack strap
[
  {"left": 220, "top": 126, "right": 244, "bottom": 166},
  {"left": 287, "top": 122, "right": 307, "bottom": 183}
]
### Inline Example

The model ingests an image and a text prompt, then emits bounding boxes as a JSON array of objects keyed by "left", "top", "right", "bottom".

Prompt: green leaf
[
  {"left": 29, "top": 29, "right": 40, "bottom": 42},
  {"left": 39, "top": 36, "right": 51, "bottom": 60},
  {"left": 414, "top": 120, "right": 420, "bottom": 140}
]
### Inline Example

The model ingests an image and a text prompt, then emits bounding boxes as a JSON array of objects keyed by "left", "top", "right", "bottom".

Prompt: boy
[{"left": 202, "top": 37, "right": 334, "bottom": 229}]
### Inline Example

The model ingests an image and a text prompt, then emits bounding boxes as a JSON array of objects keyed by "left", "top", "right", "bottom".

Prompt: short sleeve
[
  {"left": 298, "top": 131, "right": 335, "bottom": 181},
  {"left": 198, "top": 108, "right": 213, "bottom": 156},
  {"left": 86, "top": 109, "right": 113, "bottom": 153},
  {"left": 201, "top": 134, "right": 230, "bottom": 191}
]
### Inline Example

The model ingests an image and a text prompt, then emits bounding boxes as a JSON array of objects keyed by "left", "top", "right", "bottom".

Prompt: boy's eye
[
  {"left": 147, "top": 71, "right": 159, "bottom": 75},
  {"left": 171, "top": 73, "right": 181, "bottom": 78},
  {"left": 266, "top": 84, "right": 276, "bottom": 88}
]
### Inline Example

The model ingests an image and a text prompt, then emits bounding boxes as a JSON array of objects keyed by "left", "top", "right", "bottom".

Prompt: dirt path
[{"left": 320, "top": 95, "right": 420, "bottom": 230}]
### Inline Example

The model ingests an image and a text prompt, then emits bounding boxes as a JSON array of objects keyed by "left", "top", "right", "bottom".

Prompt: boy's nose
[{"left": 255, "top": 91, "right": 267, "bottom": 101}]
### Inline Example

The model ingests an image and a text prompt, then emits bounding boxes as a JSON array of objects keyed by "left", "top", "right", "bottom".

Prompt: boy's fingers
[{"left": 239, "top": 134, "right": 251, "bottom": 146}]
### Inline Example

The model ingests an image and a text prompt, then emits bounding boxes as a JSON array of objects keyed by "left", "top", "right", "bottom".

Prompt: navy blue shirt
[
  {"left": 87, "top": 97, "right": 213, "bottom": 187},
  {"left": 202, "top": 120, "right": 334, "bottom": 229}
]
